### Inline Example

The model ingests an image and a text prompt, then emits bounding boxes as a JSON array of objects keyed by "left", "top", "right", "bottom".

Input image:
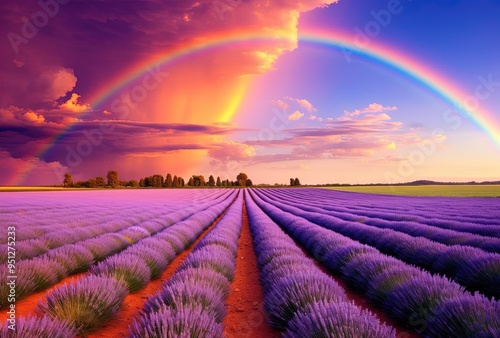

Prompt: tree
[
  {"left": 139, "top": 178, "right": 145, "bottom": 187},
  {"left": 294, "top": 178, "right": 301, "bottom": 186},
  {"left": 95, "top": 176, "right": 106, "bottom": 187},
  {"left": 172, "top": 175, "right": 180, "bottom": 188},
  {"left": 128, "top": 180, "right": 139, "bottom": 188},
  {"left": 245, "top": 179, "right": 253, "bottom": 187},
  {"left": 237, "top": 173, "right": 248, "bottom": 187},
  {"left": 150, "top": 174, "right": 163, "bottom": 187},
  {"left": 165, "top": 173, "right": 173, "bottom": 188},
  {"left": 192, "top": 175, "right": 205, "bottom": 187},
  {"left": 188, "top": 177, "right": 194, "bottom": 186},
  {"left": 290, "top": 178, "right": 295, "bottom": 186},
  {"left": 208, "top": 175, "right": 215, "bottom": 187},
  {"left": 63, "top": 172, "right": 73, "bottom": 187},
  {"left": 107, "top": 170, "right": 119, "bottom": 188},
  {"left": 216, "top": 176, "right": 221, "bottom": 187},
  {"left": 180, "top": 178, "right": 185, "bottom": 187}
]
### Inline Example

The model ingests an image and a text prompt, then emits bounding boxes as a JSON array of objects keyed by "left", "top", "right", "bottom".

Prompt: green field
[{"left": 322, "top": 185, "right": 500, "bottom": 197}]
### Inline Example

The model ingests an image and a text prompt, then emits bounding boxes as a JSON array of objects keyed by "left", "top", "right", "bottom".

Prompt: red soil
[
  {"left": 88, "top": 207, "right": 230, "bottom": 338},
  {"left": 0, "top": 271, "right": 87, "bottom": 323},
  {"left": 223, "top": 202, "right": 282, "bottom": 338}
]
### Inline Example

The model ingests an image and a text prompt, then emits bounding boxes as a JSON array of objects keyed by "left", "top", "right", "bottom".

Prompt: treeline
[{"left": 63, "top": 171, "right": 262, "bottom": 188}]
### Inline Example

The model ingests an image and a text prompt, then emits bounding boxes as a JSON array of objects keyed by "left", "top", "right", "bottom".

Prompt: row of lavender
[
  {"left": 256, "top": 189, "right": 500, "bottom": 299},
  {"left": 287, "top": 188, "right": 500, "bottom": 235},
  {"left": 131, "top": 192, "right": 243, "bottom": 337},
  {"left": 4, "top": 189, "right": 228, "bottom": 262},
  {"left": 249, "top": 190, "right": 500, "bottom": 337},
  {"left": 245, "top": 191, "right": 396, "bottom": 337},
  {"left": 267, "top": 189, "right": 500, "bottom": 251},
  {"left": 0, "top": 190, "right": 234, "bottom": 309},
  {"left": 0, "top": 189, "right": 222, "bottom": 238},
  {"left": 1, "top": 190, "right": 237, "bottom": 336},
  {"left": 0, "top": 189, "right": 227, "bottom": 256}
]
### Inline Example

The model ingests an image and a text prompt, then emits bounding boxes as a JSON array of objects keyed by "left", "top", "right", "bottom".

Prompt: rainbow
[
  {"left": 301, "top": 28, "right": 500, "bottom": 146},
  {"left": 13, "top": 28, "right": 500, "bottom": 185}
]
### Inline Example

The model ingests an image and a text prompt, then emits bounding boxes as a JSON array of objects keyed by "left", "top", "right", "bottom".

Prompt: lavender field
[{"left": 1, "top": 188, "right": 499, "bottom": 337}]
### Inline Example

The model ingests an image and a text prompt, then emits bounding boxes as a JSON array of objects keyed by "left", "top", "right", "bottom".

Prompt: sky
[{"left": 0, "top": 0, "right": 499, "bottom": 185}]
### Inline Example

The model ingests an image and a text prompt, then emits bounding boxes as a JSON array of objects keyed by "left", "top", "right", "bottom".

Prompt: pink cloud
[
  {"left": 59, "top": 93, "right": 92, "bottom": 113},
  {"left": 0, "top": 151, "right": 67, "bottom": 186},
  {"left": 21, "top": 111, "right": 45, "bottom": 124},
  {"left": 288, "top": 110, "right": 304, "bottom": 121},
  {"left": 344, "top": 103, "right": 397, "bottom": 117}
]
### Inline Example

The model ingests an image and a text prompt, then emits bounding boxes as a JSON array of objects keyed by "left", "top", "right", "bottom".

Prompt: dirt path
[
  {"left": 0, "top": 272, "right": 87, "bottom": 323},
  {"left": 88, "top": 205, "right": 233, "bottom": 338},
  {"left": 223, "top": 202, "right": 281, "bottom": 338}
]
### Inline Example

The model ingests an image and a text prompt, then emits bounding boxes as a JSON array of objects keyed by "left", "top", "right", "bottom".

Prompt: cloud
[
  {"left": 0, "top": 0, "right": 340, "bottom": 182},
  {"left": 59, "top": 93, "right": 92, "bottom": 113},
  {"left": 0, "top": 64, "right": 77, "bottom": 106},
  {"left": 21, "top": 111, "right": 45, "bottom": 124},
  {"left": 208, "top": 141, "right": 255, "bottom": 162},
  {"left": 243, "top": 105, "right": 406, "bottom": 163},
  {"left": 0, "top": 151, "right": 67, "bottom": 186},
  {"left": 288, "top": 110, "right": 304, "bottom": 121},
  {"left": 344, "top": 103, "right": 397, "bottom": 117},
  {"left": 290, "top": 98, "right": 317, "bottom": 113},
  {"left": 273, "top": 99, "right": 290, "bottom": 112}
]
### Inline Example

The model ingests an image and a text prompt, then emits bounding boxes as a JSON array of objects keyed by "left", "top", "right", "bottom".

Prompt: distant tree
[
  {"left": 119, "top": 180, "right": 129, "bottom": 187},
  {"left": 149, "top": 174, "right": 163, "bottom": 187},
  {"left": 95, "top": 176, "right": 106, "bottom": 187},
  {"left": 188, "top": 177, "right": 194, "bottom": 186},
  {"left": 245, "top": 179, "right": 253, "bottom": 187},
  {"left": 107, "top": 170, "right": 119, "bottom": 188},
  {"left": 129, "top": 180, "right": 139, "bottom": 188},
  {"left": 237, "top": 173, "right": 248, "bottom": 186},
  {"left": 216, "top": 176, "right": 221, "bottom": 187},
  {"left": 63, "top": 173, "right": 73, "bottom": 187},
  {"left": 172, "top": 175, "right": 180, "bottom": 188},
  {"left": 208, "top": 175, "right": 215, "bottom": 187},
  {"left": 165, "top": 173, "right": 173, "bottom": 188},
  {"left": 294, "top": 178, "right": 301, "bottom": 186},
  {"left": 86, "top": 178, "right": 97, "bottom": 188},
  {"left": 180, "top": 178, "right": 185, "bottom": 187},
  {"left": 290, "top": 178, "right": 295, "bottom": 186},
  {"left": 74, "top": 180, "right": 87, "bottom": 188},
  {"left": 139, "top": 178, "right": 145, "bottom": 187},
  {"left": 192, "top": 175, "right": 205, "bottom": 187}
]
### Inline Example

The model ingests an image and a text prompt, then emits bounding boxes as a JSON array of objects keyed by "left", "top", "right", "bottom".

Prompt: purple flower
[
  {"left": 130, "top": 306, "right": 223, "bottom": 338},
  {"left": 36, "top": 275, "right": 128, "bottom": 334},
  {"left": 0, "top": 315, "right": 77, "bottom": 338},
  {"left": 284, "top": 300, "right": 395, "bottom": 338},
  {"left": 91, "top": 253, "right": 151, "bottom": 292}
]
